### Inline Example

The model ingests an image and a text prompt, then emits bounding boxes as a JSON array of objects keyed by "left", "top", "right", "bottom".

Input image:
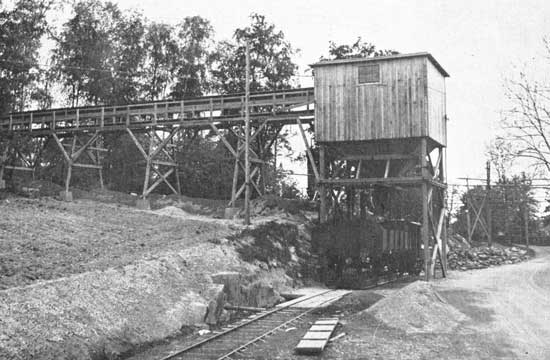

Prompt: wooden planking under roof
[{"left": 310, "top": 52, "right": 449, "bottom": 78}]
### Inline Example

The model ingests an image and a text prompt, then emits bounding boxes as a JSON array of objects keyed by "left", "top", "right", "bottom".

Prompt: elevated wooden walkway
[
  {"left": 0, "top": 87, "right": 315, "bottom": 202},
  {"left": 0, "top": 87, "right": 314, "bottom": 136}
]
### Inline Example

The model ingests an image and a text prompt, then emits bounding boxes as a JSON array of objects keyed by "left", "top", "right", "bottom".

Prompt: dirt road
[{"left": 436, "top": 246, "right": 550, "bottom": 359}]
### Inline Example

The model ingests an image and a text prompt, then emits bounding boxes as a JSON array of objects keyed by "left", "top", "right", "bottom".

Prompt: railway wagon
[{"left": 312, "top": 217, "right": 422, "bottom": 288}]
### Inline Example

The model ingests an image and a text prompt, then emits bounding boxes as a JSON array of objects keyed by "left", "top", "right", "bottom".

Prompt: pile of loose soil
[
  {"left": 357, "top": 281, "right": 468, "bottom": 334},
  {"left": 448, "top": 245, "right": 530, "bottom": 271}
]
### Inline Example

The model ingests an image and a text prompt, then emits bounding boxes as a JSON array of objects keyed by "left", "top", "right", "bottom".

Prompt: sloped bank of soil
[
  {"left": 0, "top": 242, "right": 295, "bottom": 360},
  {"left": 0, "top": 196, "right": 235, "bottom": 290},
  {"left": 0, "top": 195, "right": 315, "bottom": 360}
]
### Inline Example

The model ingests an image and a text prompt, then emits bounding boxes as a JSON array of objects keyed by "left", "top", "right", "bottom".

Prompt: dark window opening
[{"left": 358, "top": 64, "right": 380, "bottom": 84}]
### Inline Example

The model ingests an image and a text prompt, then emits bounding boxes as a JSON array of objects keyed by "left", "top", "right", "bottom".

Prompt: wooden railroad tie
[{"left": 295, "top": 318, "right": 339, "bottom": 355}]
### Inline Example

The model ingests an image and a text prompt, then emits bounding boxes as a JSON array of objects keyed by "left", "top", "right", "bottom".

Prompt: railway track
[
  {"left": 158, "top": 290, "right": 338, "bottom": 360},
  {"left": 156, "top": 277, "right": 413, "bottom": 360}
]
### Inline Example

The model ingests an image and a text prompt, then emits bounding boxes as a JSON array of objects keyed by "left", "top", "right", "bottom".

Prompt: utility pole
[
  {"left": 486, "top": 161, "right": 492, "bottom": 246},
  {"left": 465, "top": 177, "right": 472, "bottom": 243},
  {"left": 522, "top": 173, "right": 529, "bottom": 249},
  {"left": 244, "top": 41, "right": 251, "bottom": 225}
]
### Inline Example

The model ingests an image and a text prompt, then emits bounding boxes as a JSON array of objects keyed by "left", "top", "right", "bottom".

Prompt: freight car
[{"left": 312, "top": 216, "right": 423, "bottom": 288}]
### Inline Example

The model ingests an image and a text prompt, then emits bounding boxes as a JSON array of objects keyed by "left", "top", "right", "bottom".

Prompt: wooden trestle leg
[{"left": 52, "top": 131, "right": 106, "bottom": 201}]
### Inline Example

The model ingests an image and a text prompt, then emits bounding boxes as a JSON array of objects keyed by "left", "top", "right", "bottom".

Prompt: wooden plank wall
[
  {"left": 314, "top": 56, "right": 446, "bottom": 146},
  {"left": 426, "top": 61, "right": 447, "bottom": 146}
]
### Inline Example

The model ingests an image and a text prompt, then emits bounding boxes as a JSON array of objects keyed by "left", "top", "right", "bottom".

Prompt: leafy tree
[
  {"left": 212, "top": 13, "right": 298, "bottom": 93},
  {"left": 52, "top": 0, "right": 145, "bottom": 106},
  {"left": 142, "top": 16, "right": 213, "bottom": 101},
  {"left": 323, "top": 37, "right": 398, "bottom": 60},
  {"left": 210, "top": 13, "right": 299, "bottom": 195},
  {"left": 171, "top": 16, "right": 214, "bottom": 98},
  {"left": 452, "top": 175, "right": 537, "bottom": 243},
  {"left": 0, "top": 0, "right": 51, "bottom": 114},
  {"left": 142, "top": 21, "right": 178, "bottom": 100}
]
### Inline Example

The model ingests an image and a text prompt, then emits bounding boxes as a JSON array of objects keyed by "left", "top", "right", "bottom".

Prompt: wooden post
[
  {"left": 65, "top": 136, "right": 77, "bottom": 194},
  {"left": 230, "top": 138, "right": 241, "bottom": 206},
  {"left": 319, "top": 145, "right": 327, "bottom": 223},
  {"left": 244, "top": 41, "right": 251, "bottom": 225},
  {"left": 441, "top": 149, "right": 448, "bottom": 274},
  {"left": 0, "top": 143, "right": 8, "bottom": 188},
  {"left": 143, "top": 132, "right": 153, "bottom": 198},
  {"left": 486, "top": 160, "right": 492, "bottom": 246},
  {"left": 524, "top": 204, "right": 529, "bottom": 249},
  {"left": 420, "top": 138, "right": 431, "bottom": 280}
]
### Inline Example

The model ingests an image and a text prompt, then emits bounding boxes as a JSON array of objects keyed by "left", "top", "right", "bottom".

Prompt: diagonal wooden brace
[{"left": 144, "top": 168, "right": 176, "bottom": 196}]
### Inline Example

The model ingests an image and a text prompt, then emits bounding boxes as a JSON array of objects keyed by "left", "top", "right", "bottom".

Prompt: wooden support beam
[
  {"left": 234, "top": 166, "right": 260, "bottom": 200},
  {"left": 384, "top": 159, "right": 390, "bottom": 178},
  {"left": 151, "top": 160, "right": 177, "bottom": 167},
  {"left": 429, "top": 208, "right": 447, "bottom": 278},
  {"left": 71, "top": 131, "right": 99, "bottom": 161},
  {"left": 341, "top": 153, "right": 416, "bottom": 161},
  {"left": 297, "top": 118, "right": 319, "bottom": 182},
  {"left": 420, "top": 138, "right": 431, "bottom": 281},
  {"left": 319, "top": 177, "right": 424, "bottom": 186},
  {"left": 319, "top": 145, "right": 327, "bottom": 223},
  {"left": 210, "top": 123, "right": 238, "bottom": 158},
  {"left": 149, "top": 167, "right": 178, "bottom": 195},
  {"left": 143, "top": 131, "right": 153, "bottom": 197},
  {"left": 126, "top": 128, "right": 148, "bottom": 159},
  {"left": 3, "top": 165, "right": 34, "bottom": 172},
  {"left": 51, "top": 133, "right": 72, "bottom": 164},
  {"left": 73, "top": 163, "right": 103, "bottom": 169},
  {"left": 150, "top": 127, "right": 178, "bottom": 159}
]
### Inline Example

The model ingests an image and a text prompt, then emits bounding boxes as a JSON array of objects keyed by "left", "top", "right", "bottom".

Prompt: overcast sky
[{"left": 82, "top": 1, "right": 550, "bottom": 184}]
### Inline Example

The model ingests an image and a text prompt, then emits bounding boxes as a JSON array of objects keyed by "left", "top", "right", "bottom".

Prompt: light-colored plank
[
  {"left": 315, "top": 320, "right": 339, "bottom": 325},
  {"left": 309, "top": 325, "right": 335, "bottom": 332},
  {"left": 303, "top": 331, "right": 332, "bottom": 340},
  {"left": 296, "top": 340, "right": 327, "bottom": 352}
]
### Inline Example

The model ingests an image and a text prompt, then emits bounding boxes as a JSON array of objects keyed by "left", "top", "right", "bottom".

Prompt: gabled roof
[{"left": 310, "top": 52, "right": 449, "bottom": 77}]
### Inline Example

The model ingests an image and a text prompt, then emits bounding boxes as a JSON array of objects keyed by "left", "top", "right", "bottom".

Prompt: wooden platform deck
[{"left": 276, "top": 288, "right": 351, "bottom": 309}]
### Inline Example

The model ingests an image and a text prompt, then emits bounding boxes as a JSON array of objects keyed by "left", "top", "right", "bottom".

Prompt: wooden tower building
[{"left": 311, "top": 52, "right": 449, "bottom": 280}]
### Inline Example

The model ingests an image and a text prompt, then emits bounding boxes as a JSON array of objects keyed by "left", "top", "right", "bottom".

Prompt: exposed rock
[
  {"left": 447, "top": 245, "right": 530, "bottom": 271},
  {"left": 204, "top": 284, "right": 226, "bottom": 325},
  {"left": 211, "top": 271, "right": 242, "bottom": 304}
]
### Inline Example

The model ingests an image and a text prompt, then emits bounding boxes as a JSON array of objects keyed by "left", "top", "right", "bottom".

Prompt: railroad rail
[
  {"left": 158, "top": 290, "right": 338, "bottom": 360},
  {"left": 152, "top": 276, "right": 413, "bottom": 360},
  {"left": 0, "top": 87, "right": 314, "bottom": 136}
]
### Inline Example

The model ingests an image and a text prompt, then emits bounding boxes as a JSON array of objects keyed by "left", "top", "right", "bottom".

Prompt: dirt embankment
[
  {"left": 0, "top": 197, "right": 235, "bottom": 289},
  {"left": 0, "top": 195, "right": 312, "bottom": 360}
]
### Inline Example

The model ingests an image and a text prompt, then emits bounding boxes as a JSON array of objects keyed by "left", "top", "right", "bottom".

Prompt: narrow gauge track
[
  {"left": 158, "top": 276, "right": 413, "bottom": 360},
  {"left": 159, "top": 290, "right": 335, "bottom": 360}
]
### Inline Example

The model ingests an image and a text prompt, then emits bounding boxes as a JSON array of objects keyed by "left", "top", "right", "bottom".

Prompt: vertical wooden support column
[
  {"left": 244, "top": 41, "right": 251, "bottom": 225},
  {"left": 486, "top": 160, "right": 492, "bottom": 246},
  {"left": 142, "top": 131, "right": 153, "bottom": 199},
  {"left": 65, "top": 136, "right": 76, "bottom": 194},
  {"left": 319, "top": 144, "right": 327, "bottom": 223},
  {"left": 440, "top": 147, "right": 448, "bottom": 274},
  {"left": 420, "top": 138, "right": 431, "bottom": 280},
  {"left": 0, "top": 142, "right": 8, "bottom": 188},
  {"left": 230, "top": 138, "right": 241, "bottom": 206}
]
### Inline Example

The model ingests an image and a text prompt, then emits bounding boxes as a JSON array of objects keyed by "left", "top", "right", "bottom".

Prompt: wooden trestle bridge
[
  {"left": 0, "top": 53, "right": 450, "bottom": 280},
  {"left": 0, "top": 87, "right": 315, "bottom": 204}
]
